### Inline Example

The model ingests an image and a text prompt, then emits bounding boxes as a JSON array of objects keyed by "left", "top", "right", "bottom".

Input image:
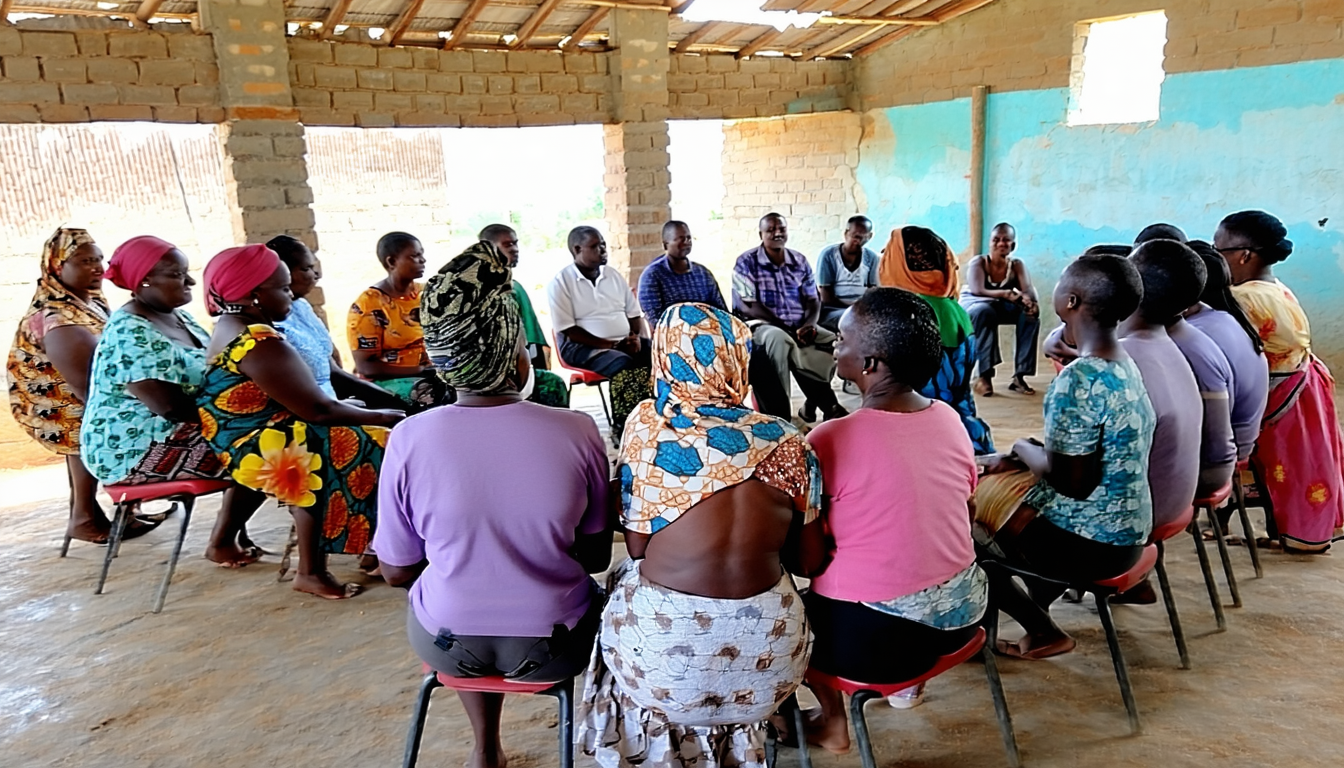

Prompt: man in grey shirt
[{"left": 815, "top": 215, "right": 879, "bottom": 331}]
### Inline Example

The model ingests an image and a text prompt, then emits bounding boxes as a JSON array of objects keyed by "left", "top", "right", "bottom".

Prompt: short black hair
[
  {"left": 1134, "top": 223, "right": 1188, "bottom": 244},
  {"left": 991, "top": 222, "right": 1015, "bottom": 236},
  {"left": 265, "top": 234, "right": 309, "bottom": 269},
  {"left": 567, "top": 225, "right": 601, "bottom": 253},
  {"left": 759, "top": 212, "right": 785, "bottom": 228},
  {"left": 1220, "top": 210, "right": 1294, "bottom": 264},
  {"left": 1062, "top": 253, "right": 1143, "bottom": 327},
  {"left": 846, "top": 215, "right": 872, "bottom": 231},
  {"left": 376, "top": 231, "right": 419, "bottom": 268},
  {"left": 1188, "top": 239, "right": 1264, "bottom": 354},
  {"left": 848, "top": 287, "right": 942, "bottom": 389},
  {"left": 661, "top": 220, "right": 689, "bottom": 241},
  {"left": 477, "top": 223, "right": 516, "bottom": 243},
  {"left": 1129, "top": 239, "right": 1207, "bottom": 323},
  {"left": 1083, "top": 243, "right": 1134, "bottom": 257}
]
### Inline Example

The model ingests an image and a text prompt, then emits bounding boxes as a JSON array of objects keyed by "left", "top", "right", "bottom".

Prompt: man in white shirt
[{"left": 547, "top": 226, "right": 650, "bottom": 430}]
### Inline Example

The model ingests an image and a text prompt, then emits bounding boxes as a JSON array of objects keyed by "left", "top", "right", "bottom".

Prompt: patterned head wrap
[
  {"left": 421, "top": 240, "right": 520, "bottom": 392},
  {"left": 618, "top": 302, "right": 821, "bottom": 534},
  {"left": 203, "top": 244, "right": 282, "bottom": 314},
  {"left": 107, "top": 235, "right": 176, "bottom": 291},
  {"left": 32, "top": 227, "right": 107, "bottom": 315},
  {"left": 878, "top": 226, "right": 972, "bottom": 348}
]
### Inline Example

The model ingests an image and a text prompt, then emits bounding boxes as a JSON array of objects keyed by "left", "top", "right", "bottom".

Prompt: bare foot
[
  {"left": 205, "top": 542, "right": 262, "bottom": 569},
  {"left": 995, "top": 630, "right": 1076, "bottom": 660},
  {"left": 466, "top": 742, "right": 507, "bottom": 768},
  {"left": 293, "top": 571, "right": 362, "bottom": 600},
  {"left": 801, "top": 706, "right": 850, "bottom": 754},
  {"left": 66, "top": 518, "right": 112, "bottom": 544},
  {"left": 974, "top": 377, "right": 994, "bottom": 397}
]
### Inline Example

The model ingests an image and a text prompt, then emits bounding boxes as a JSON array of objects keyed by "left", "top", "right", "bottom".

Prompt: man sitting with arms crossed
[
  {"left": 733, "top": 212, "right": 847, "bottom": 423},
  {"left": 816, "top": 214, "right": 879, "bottom": 332},
  {"left": 637, "top": 220, "right": 726, "bottom": 327}
]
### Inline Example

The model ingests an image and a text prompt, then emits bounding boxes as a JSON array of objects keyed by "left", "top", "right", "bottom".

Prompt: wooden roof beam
[
  {"left": 511, "top": 0, "right": 563, "bottom": 47},
  {"left": 735, "top": 27, "right": 783, "bottom": 59},
  {"left": 799, "top": 25, "right": 883, "bottom": 59},
  {"left": 673, "top": 20, "right": 722, "bottom": 52},
  {"left": 134, "top": 0, "right": 164, "bottom": 23},
  {"left": 388, "top": 0, "right": 428, "bottom": 46},
  {"left": 320, "top": 0, "right": 354, "bottom": 39},
  {"left": 562, "top": 6, "right": 609, "bottom": 51},
  {"left": 442, "top": 0, "right": 492, "bottom": 50},
  {"left": 854, "top": 0, "right": 997, "bottom": 56}
]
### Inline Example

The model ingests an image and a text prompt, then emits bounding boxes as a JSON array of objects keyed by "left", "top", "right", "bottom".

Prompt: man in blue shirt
[
  {"left": 637, "top": 221, "right": 727, "bottom": 327},
  {"left": 733, "top": 212, "right": 847, "bottom": 422},
  {"left": 815, "top": 215, "right": 879, "bottom": 331}
]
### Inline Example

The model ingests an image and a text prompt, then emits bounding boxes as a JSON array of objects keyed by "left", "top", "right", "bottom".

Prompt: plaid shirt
[
  {"left": 732, "top": 245, "right": 817, "bottom": 327},
  {"left": 637, "top": 255, "right": 727, "bottom": 326}
]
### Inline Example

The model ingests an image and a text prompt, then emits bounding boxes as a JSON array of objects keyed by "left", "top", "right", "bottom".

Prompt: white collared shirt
[{"left": 547, "top": 262, "right": 641, "bottom": 342}]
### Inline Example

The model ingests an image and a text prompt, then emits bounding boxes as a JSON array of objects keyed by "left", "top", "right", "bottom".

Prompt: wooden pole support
[{"left": 969, "top": 84, "right": 988, "bottom": 259}]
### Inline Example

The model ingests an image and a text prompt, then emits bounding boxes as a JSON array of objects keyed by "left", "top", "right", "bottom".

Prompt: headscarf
[
  {"left": 618, "top": 302, "right": 821, "bottom": 535},
  {"left": 878, "top": 226, "right": 973, "bottom": 348},
  {"left": 106, "top": 235, "right": 176, "bottom": 291},
  {"left": 27, "top": 227, "right": 109, "bottom": 324},
  {"left": 421, "top": 240, "right": 520, "bottom": 392},
  {"left": 202, "top": 244, "right": 281, "bottom": 314}
]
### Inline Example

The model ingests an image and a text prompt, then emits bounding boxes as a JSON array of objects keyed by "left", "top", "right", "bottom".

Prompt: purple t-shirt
[
  {"left": 1167, "top": 319, "right": 1237, "bottom": 470},
  {"left": 1120, "top": 330, "right": 1201, "bottom": 530},
  {"left": 374, "top": 401, "right": 610, "bottom": 637},
  {"left": 1186, "top": 306, "right": 1269, "bottom": 458}
]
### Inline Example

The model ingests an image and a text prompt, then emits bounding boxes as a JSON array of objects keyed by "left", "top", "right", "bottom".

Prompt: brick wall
[
  {"left": 288, "top": 40, "right": 613, "bottom": 128},
  {"left": 0, "top": 26, "right": 222, "bottom": 123},
  {"left": 720, "top": 112, "right": 864, "bottom": 262},
  {"left": 668, "top": 55, "right": 851, "bottom": 120},
  {"left": 855, "top": 0, "right": 1344, "bottom": 110}
]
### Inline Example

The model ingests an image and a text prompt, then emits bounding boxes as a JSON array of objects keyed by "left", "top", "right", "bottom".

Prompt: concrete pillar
[
  {"left": 197, "top": 0, "right": 325, "bottom": 314},
  {"left": 603, "top": 8, "right": 671, "bottom": 285}
]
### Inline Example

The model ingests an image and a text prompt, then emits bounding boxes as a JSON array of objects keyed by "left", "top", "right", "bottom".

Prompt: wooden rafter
[
  {"left": 851, "top": 24, "right": 915, "bottom": 56},
  {"left": 511, "top": 0, "right": 564, "bottom": 47},
  {"left": 735, "top": 27, "right": 784, "bottom": 59},
  {"left": 670, "top": 0, "right": 695, "bottom": 14},
  {"left": 442, "top": 0, "right": 492, "bottom": 50},
  {"left": 562, "top": 6, "right": 609, "bottom": 51},
  {"left": 0, "top": 0, "right": 14, "bottom": 23},
  {"left": 388, "top": 0, "right": 428, "bottom": 45},
  {"left": 134, "top": 0, "right": 164, "bottom": 23},
  {"left": 800, "top": 25, "right": 882, "bottom": 58},
  {"left": 854, "top": 0, "right": 997, "bottom": 56},
  {"left": 320, "top": 0, "right": 353, "bottom": 39},
  {"left": 673, "top": 20, "right": 723, "bottom": 52}
]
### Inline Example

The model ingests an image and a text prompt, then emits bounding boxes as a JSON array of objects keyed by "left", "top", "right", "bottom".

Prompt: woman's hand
[
  {"left": 367, "top": 408, "right": 406, "bottom": 428},
  {"left": 980, "top": 453, "right": 1028, "bottom": 476}
]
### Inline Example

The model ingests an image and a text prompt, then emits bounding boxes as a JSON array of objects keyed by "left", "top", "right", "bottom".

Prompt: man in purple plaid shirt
[{"left": 732, "top": 212, "right": 847, "bottom": 422}]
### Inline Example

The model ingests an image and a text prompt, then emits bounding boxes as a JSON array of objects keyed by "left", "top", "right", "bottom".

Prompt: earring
[
  {"left": 141, "top": 282, "right": 150, "bottom": 287},
  {"left": 252, "top": 297, "right": 260, "bottom": 306}
]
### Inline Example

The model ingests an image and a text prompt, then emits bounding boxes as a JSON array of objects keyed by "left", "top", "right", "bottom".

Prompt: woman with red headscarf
[
  {"left": 8, "top": 227, "right": 113, "bottom": 543},
  {"left": 80, "top": 236, "right": 266, "bottom": 566},
  {"left": 198, "top": 244, "right": 404, "bottom": 600}
]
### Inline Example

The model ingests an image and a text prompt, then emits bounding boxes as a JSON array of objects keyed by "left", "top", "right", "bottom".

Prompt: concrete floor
[{"left": 5, "top": 373, "right": 1344, "bottom": 768}]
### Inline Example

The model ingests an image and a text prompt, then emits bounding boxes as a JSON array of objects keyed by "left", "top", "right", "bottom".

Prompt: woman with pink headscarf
[
  {"left": 198, "top": 244, "right": 404, "bottom": 600},
  {"left": 80, "top": 236, "right": 265, "bottom": 566}
]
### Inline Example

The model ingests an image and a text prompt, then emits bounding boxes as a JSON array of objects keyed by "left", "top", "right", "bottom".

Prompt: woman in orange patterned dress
[
  {"left": 198, "top": 244, "right": 404, "bottom": 600},
  {"left": 1218, "top": 210, "right": 1344, "bottom": 552}
]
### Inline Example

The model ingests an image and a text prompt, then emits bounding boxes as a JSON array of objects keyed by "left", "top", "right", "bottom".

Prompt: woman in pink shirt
[{"left": 801, "top": 288, "right": 985, "bottom": 754}]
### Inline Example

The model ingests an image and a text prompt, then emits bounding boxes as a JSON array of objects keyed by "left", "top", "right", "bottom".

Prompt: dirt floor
[{"left": 5, "top": 369, "right": 1344, "bottom": 768}]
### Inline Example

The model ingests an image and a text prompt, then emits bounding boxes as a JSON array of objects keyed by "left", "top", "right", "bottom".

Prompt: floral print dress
[{"left": 197, "top": 324, "right": 388, "bottom": 555}]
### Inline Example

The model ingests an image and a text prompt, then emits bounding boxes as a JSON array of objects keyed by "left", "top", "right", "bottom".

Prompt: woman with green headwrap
[{"left": 379, "top": 240, "right": 613, "bottom": 768}]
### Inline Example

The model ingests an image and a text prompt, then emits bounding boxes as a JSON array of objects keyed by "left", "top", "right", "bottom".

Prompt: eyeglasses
[{"left": 1215, "top": 246, "right": 1257, "bottom": 256}]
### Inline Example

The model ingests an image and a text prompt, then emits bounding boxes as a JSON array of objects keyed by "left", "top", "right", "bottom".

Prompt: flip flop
[
  {"left": 995, "top": 634, "right": 1076, "bottom": 660},
  {"left": 294, "top": 581, "right": 363, "bottom": 600}
]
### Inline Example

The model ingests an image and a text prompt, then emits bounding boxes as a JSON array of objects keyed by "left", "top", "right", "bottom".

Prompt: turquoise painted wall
[{"left": 856, "top": 58, "right": 1344, "bottom": 369}]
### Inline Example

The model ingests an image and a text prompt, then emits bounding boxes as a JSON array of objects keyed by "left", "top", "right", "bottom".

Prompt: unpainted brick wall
[
  {"left": 0, "top": 26, "right": 222, "bottom": 123},
  {"left": 720, "top": 112, "right": 865, "bottom": 263},
  {"left": 854, "top": 0, "right": 1344, "bottom": 110},
  {"left": 668, "top": 55, "right": 851, "bottom": 120}
]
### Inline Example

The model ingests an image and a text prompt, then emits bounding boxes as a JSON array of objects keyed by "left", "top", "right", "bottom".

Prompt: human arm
[
  {"left": 374, "top": 427, "right": 428, "bottom": 589},
  {"left": 1021, "top": 366, "right": 1106, "bottom": 500},
  {"left": 329, "top": 363, "right": 411, "bottom": 409},
  {"left": 347, "top": 292, "right": 428, "bottom": 379},
  {"left": 1042, "top": 325, "right": 1078, "bottom": 366},
  {"left": 781, "top": 517, "right": 829, "bottom": 578},
  {"left": 1013, "top": 259, "right": 1040, "bottom": 314},
  {"left": 42, "top": 324, "right": 98, "bottom": 403},
  {"left": 126, "top": 379, "right": 201, "bottom": 422},
  {"left": 637, "top": 268, "right": 665, "bottom": 329},
  {"left": 732, "top": 255, "right": 793, "bottom": 329},
  {"left": 1196, "top": 394, "right": 1236, "bottom": 496},
  {"left": 238, "top": 334, "right": 403, "bottom": 427},
  {"left": 965, "top": 257, "right": 1021, "bottom": 302},
  {"left": 573, "top": 424, "right": 614, "bottom": 573},
  {"left": 815, "top": 250, "right": 846, "bottom": 309}
]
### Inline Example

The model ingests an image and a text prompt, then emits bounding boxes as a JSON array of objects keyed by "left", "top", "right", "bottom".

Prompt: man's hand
[
  {"left": 616, "top": 335, "right": 641, "bottom": 354},
  {"left": 795, "top": 323, "right": 818, "bottom": 346}
]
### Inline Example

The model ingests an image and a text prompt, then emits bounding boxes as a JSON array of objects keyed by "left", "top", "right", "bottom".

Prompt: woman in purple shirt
[{"left": 375, "top": 241, "right": 612, "bottom": 768}]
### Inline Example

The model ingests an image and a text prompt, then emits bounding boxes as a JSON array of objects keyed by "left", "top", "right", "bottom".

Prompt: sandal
[{"left": 1008, "top": 379, "right": 1036, "bottom": 395}]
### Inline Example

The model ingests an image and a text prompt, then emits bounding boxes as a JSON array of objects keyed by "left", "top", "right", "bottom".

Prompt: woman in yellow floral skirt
[{"left": 198, "top": 244, "right": 404, "bottom": 600}]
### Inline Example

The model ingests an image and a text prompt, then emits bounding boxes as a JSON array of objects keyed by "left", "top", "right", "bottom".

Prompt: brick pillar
[
  {"left": 603, "top": 7, "right": 671, "bottom": 286},
  {"left": 198, "top": 0, "right": 325, "bottom": 316}
]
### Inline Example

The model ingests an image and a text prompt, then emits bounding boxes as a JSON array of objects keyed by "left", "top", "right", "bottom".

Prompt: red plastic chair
[
  {"left": 547, "top": 331, "right": 615, "bottom": 437},
  {"left": 1149, "top": 505, "right": 1196, "bottom": 669},
  {"left": 402, "top": 665, "right": 573, "bottom": 768},
  {"left": 1230, "top": 458, "right": 1265, "bottom": 577},
  {"left": 78, "top": 478, "right": 232, "bottom": 613},
  {"left": 1192, "top": 482, "right": 1241, "bottom": 626},
  {"left": 784, "top": 627, "right": 1020, "bottom": 768}
]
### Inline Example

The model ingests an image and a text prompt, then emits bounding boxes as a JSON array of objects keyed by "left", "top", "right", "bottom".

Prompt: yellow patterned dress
[{"left": 198, "top": 324, "right": 388, "bottom": 554}]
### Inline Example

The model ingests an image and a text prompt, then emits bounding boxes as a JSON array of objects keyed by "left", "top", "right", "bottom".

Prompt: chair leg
[
  {"left": 1153, "top": 542, "right": 1190, "bottom": 670},
  {"left": 95, "top": 501, "right": 131, "bottom": 595},
  {"left": 850, "top": 690, "right": 880, "bottom": 768},
  {"left": 790, "top": 694, "right": 813, "bottom": 768},
  {"left": 597, "top": 381, "right": 613, "bottom": 431},
  {"left": 547, "top": 679, "right": 575, "bottom": 768},
  {"left": 1233, "top": 480, "right": 1264, "bottom": 578},
  {"left": 277, "top": 521, "right": 299, "bottom": 582},
  {"left": 1190, "top": 524, "right": 1226, "bottom": 631},
  {"left": 1094, "top": 593, "right": 1141, "bottom": 735},
  {"left": 1206, "top": 505, "right": 1242, "bottom": 608},
  {"left": 402, "top": 672, "right": 444, "bottom": 768},
  {"left": 981, "top": 643, "right": 1022, "bottom": 768},
  {"left": 152, "top": 497, "right": 194, "bottom": 614}
]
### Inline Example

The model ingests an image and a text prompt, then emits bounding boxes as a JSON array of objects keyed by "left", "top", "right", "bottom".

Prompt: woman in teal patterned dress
[{"left": 197, "top": 244, "right": 403, "bottom": 600}]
